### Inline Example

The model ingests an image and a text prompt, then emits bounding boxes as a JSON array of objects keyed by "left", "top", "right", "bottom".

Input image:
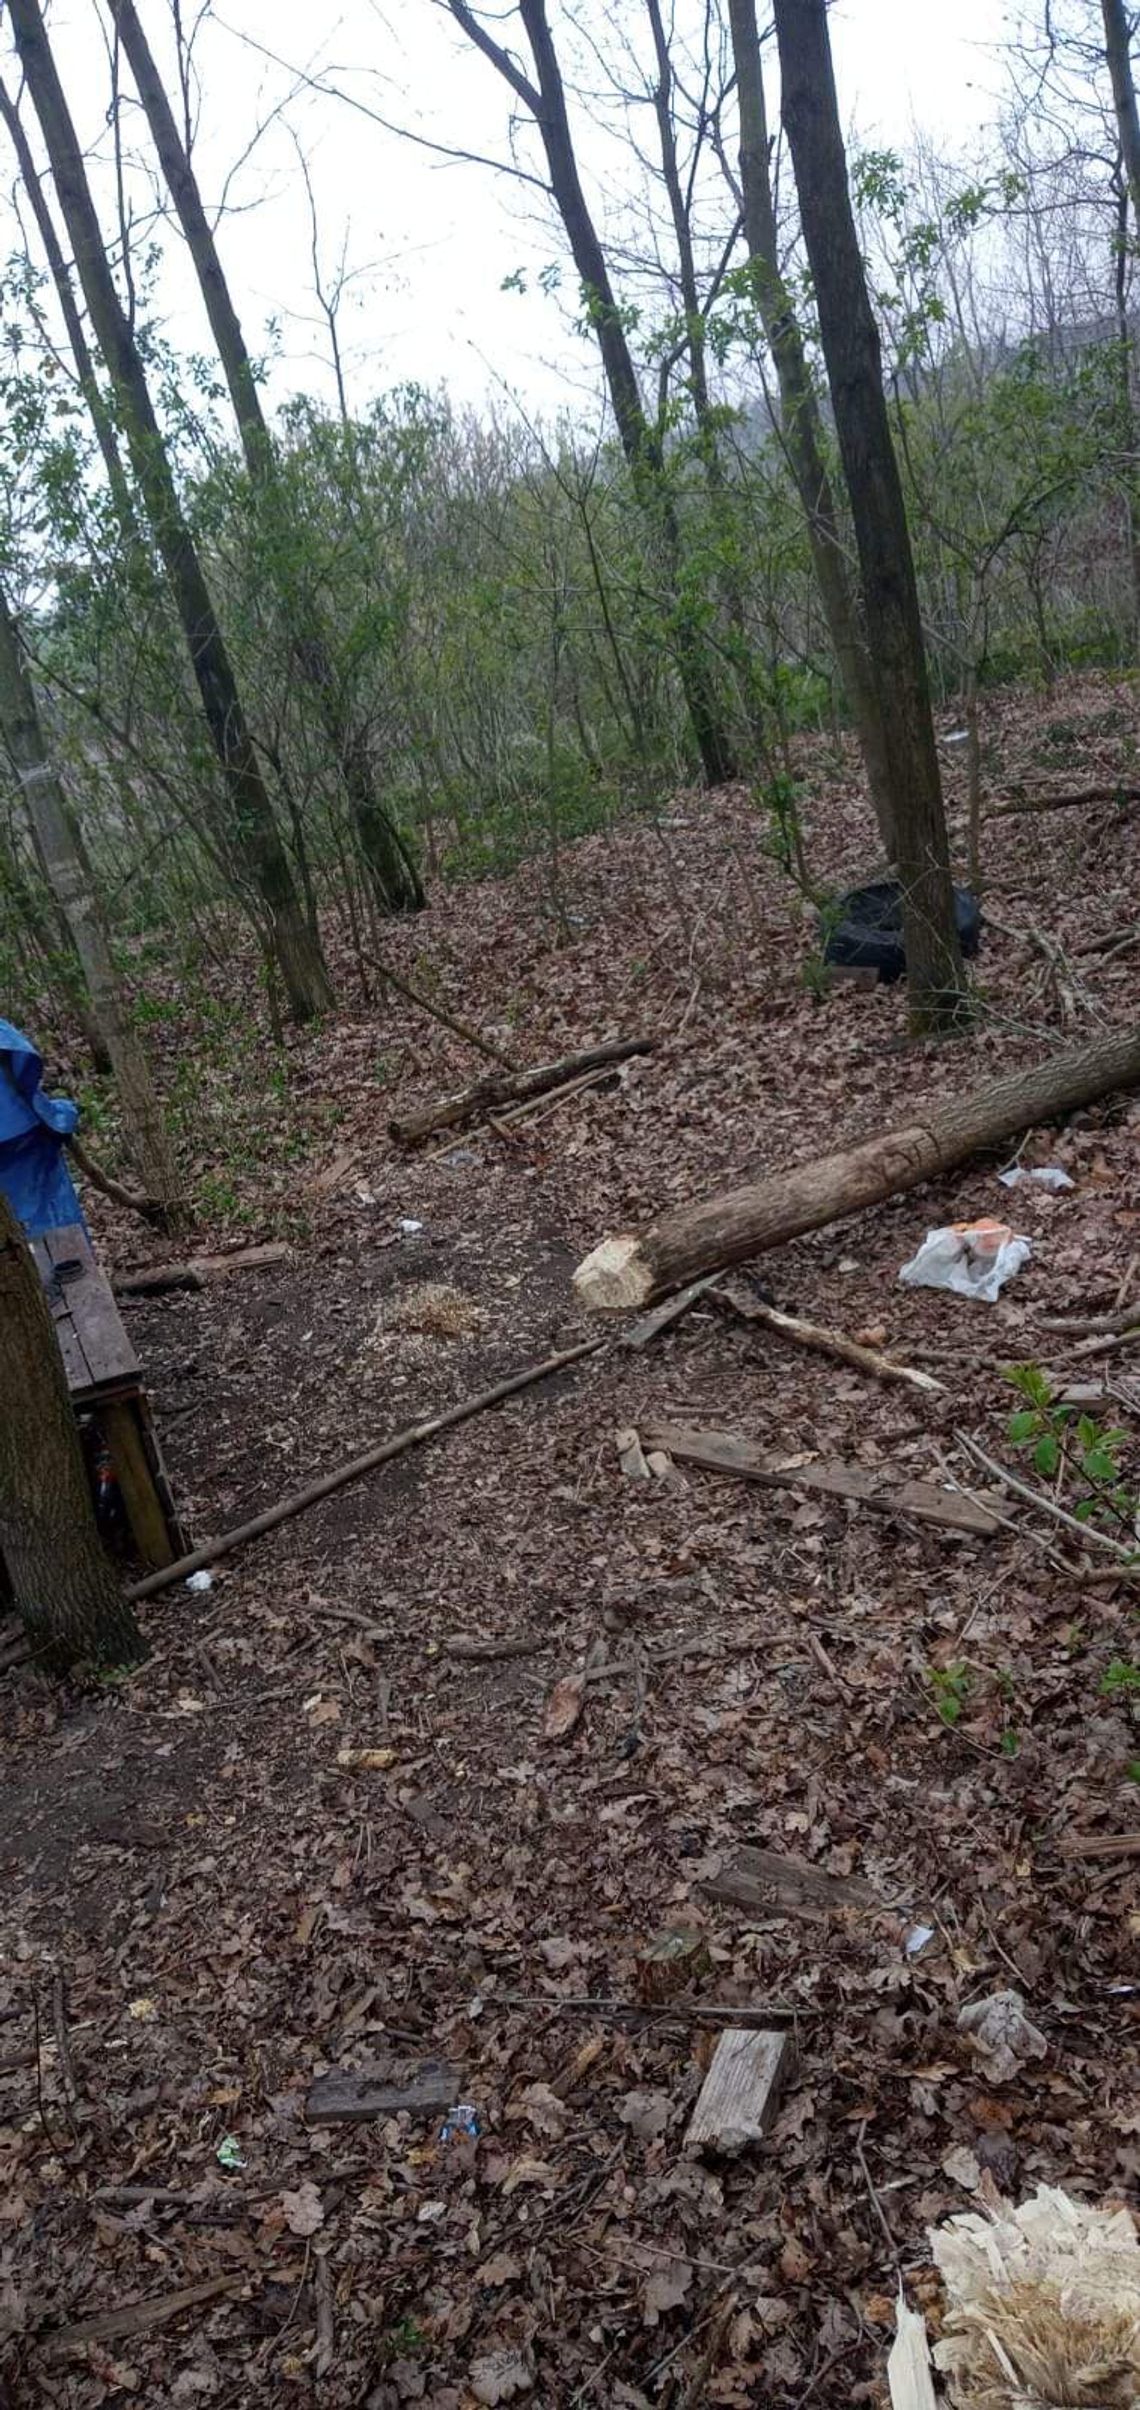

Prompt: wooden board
[
  {"left": 35, "top": 1223, "right": 139, "bottom": 1401},
  {"left": 305, "top": 2059, "right": 461, "bottom": 2124},
  {"left": 704, "top": 1845, "right": 884, "bottom": 1922},
  {"left": 643, "top": 1423, "right": 999, "bottom": 1537},
  {"left": 685, "top": 2028, "right": 793, "bottom": 2155}
]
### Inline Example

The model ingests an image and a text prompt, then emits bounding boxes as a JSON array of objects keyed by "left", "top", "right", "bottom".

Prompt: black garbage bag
[{"left": 822, "top": 879, "right": 981, "bottom": 985}]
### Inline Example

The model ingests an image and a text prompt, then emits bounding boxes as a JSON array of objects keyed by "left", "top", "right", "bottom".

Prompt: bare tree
[
  {"left": 0, "top": 1188, "right": 146, "bottom": 1668},
  {"left": 725, "top": 0, "right": 894, "bottom": 852},
  {"left": 772, "top": 0, "right": 966, "bottom": 1030},
  {"left": 7, "top": 0, "right": 333, "bottom": 1022},
  {"left": 107, "top": 0, "right": 423, "bottom": 917},
  {"left": 1102, "top": 0, "right": 1140, "bottom": 226},
  {"left": 445, "top": 0, "right": 737, "bottom": 786}
]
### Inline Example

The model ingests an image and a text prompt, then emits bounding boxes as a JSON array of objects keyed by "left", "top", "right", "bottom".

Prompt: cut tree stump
[
  {"left": 644, "top": 1423, "right": 999, "bottom": 1536},
  {"left": 685, "top": 2028, "right": 794, "bottom": 2155},
  {"left": 389, "top": 1037, "right": 652, "bottom": 1145},
  {"left": 573, "top": 1024, "right": 1140, "bottom": 1309}
]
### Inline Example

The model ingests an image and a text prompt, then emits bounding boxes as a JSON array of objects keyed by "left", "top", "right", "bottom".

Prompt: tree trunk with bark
[
  {"left": 0, "top": 1190, "right": 146, "bottom": 1668},
  {"left": 8, "top": 0, "right": 332, "bottom": 1023},
  {"left": 574, "top": 1020, "right": 1140, "bottom": 1307},
  {"left": 107, "top": 0, "right": 423, "bottom": 917},
  {"left": 726, "top": 0, "right": 894, "bottom": 851},
  {"left": 448, "top": 0, "right": 735, "bottom": 786},
  {"left": 772, "top": 0, "right": 965, "bottom": 1030},
  {"left": 0, "top": 582, "right": 184, "bottom": 1218},
  {"left": 1103, "top": 0, "right": 1140, "bottom": 231},
  {"left": 0, "top": 76, "right": 140, "bottom": 540}
]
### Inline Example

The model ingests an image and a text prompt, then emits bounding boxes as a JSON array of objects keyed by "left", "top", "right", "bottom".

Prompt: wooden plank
[
  {"left": 685, "top": 2028, "right": 794, "bottom": 2155},
  {"left": 34, "top": 1230, "right": 94, "bottom": 1389},
  {"left": 100, "top": 1399, "right": 176, "bottom": 1569},
  {"left": 41, "top": 1223, "right": 138, "bottom": 1393},
  {"left": 703, "top": 1845, "right": 883, "bottom": 1923},
  {"left": 305, "top": 2060, "right": 461, "bottom": 2124},
  {"left": 643, "top": 1423, "right": 999, "bottom": 1537}
]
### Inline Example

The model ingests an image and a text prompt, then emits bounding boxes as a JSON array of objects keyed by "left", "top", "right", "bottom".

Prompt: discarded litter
[
  {"left": 215, "top": 2134, "right": 246, "bottom": 2170},
  {"left": 398, "top": 1217, "right": 425, "bottom": 1236},
  {"left": 997, "top": 1163, "right": 1074, "bottom": 1193},
  {"left": 904, "top": 1923, "right": 936, "bottom": 1959},
  {"left": 440, "top": 2101, "right": 479, "bottom": 2143},
  {"left": 900, "top": 1219, "right": 1031, "bottom": 1303},
  {"left": 185, "top": 1570, "right": 213, "bottom": 1593}
]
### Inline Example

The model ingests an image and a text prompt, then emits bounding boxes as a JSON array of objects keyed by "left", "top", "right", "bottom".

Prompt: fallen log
[
  {"left": 574, "top": 1024, "right": 1140, "bottom": 1311},
  {"left": 390, "top": 1036, "right": 652, "bottom": 1146},
  {"left": 114, "top": 1242, "right": 290, "bottom": 1297}
]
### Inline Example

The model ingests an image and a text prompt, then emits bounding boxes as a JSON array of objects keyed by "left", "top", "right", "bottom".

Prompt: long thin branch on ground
[
  {"left": 371, "top": 954, "right": 515, "bottom": 1067},
  {"left": 955, "top": 1430, "right": 1137, "bottom": 1560},
  {"left": 127, "top": 1337, "right": 606, "bottom": 1601}
]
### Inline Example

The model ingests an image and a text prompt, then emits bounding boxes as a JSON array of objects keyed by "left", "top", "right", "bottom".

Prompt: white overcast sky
[{"left": 20, "top": 0, "right": 1012, "bottom": 428}]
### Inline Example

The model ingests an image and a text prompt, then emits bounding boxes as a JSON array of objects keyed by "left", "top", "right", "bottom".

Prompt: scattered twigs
[
  {"left": 127, "top": 1337, "right": 607, "bottom": 1602},
  {"left": 493, "top": 1064, "right": 621, "bottom": 1130},
  {"left": 390, "top": 1036, "right": 652, "bottom": 1146},
  {"left": 371, "top": 954, "right": 514, "bottom": 1066},
  {"left": 488, "top": 1992, "right": 808, "bottom": 2026},
  {"left": 714, "top": 1279, "right": 944, "bottom": 1395},
  {"left": 955, "top": 1429, "right": 1138, "bottom": 1560},
  {"left": 444, "top": 1634, "right": 549, "bottom": 1661}
]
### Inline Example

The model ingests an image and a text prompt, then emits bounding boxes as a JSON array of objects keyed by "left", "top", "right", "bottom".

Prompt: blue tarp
[{"left": 0, "top": 1018, "right": 86, "bottom": 1238}]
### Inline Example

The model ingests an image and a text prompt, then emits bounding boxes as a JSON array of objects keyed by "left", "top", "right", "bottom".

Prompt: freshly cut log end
[{"left": 572, "top": 1232, "right": 652, "bottom": 1311}]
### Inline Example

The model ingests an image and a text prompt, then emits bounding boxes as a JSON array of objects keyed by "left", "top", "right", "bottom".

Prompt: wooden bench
[{"left": 34, "top": 1222, "right": 184, "bottom": 1570}]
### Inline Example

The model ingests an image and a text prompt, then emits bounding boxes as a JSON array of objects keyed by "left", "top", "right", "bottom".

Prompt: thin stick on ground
[
  {"left": 371, "top": 954, "right": 515, "bottom": 1065},
  {"left": 955, "top": 1430, "right": 1138, "bottom": 1560}
]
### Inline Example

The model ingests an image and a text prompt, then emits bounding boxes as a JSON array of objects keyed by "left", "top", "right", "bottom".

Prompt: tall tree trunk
[
  {"left": 0, "top": 581, "right": 184, "bottom": 1216},
  {"left": 1102, "top": 0, "right": 1140, "bottom": 230},
  {"left": 448, "top": 0, "right": 735, "bottom": 786},
  {"left": 7, "top": 0, "right": 333, "bottom": 1023},
  {"left": 726, "top": 0, "right": 894, "bottom": 852},
  {"left": 0, "top": 1189, "right": 146, "bottom": 1667},
  {"left": 107, "top": 0, "right": 423, "bottom": 916},
  {"left": 0, "top": 76, "right": 140, "bottom": 539},
  {"left": 772, "top": 0, "right": 965, "bottom": 1032}
]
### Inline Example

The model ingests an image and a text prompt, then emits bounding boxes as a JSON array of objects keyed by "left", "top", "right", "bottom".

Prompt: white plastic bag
[
  {"left": 899, "top": 1217, "right": 1031, "bottom": 1303},
  {"left": 997, "top": 1163, "right": 1074, "bottom": 1193}
]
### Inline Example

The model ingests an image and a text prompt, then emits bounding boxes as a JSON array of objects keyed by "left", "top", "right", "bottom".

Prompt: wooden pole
[
  {"left": 574, "top": 1023, "right": 1140, "bottom": 1310},
  {"left": 127, "top": 1338, "right": 604, "bottom": 1601}
]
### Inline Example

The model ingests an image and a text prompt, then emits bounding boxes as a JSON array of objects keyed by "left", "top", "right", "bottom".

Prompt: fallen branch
[
  {"left": 66, "top": 1133, "right": 171, "bottom": 1230},
  {"left": 371, "top": 955, "right": 514, "bottom": 1066},
  {"left": 127, "top": 1337, "right": 606, "bottom": 1602},
  {"left": 444, "top": 1633, "right": 549, "bottom": 1661},
  {"left": 990, "top": 783, "right": 1140, "bottom": 816},
  {"left": 955, "top": 1429, "right": 1137, "bottom": 1560},
  {"left": 1057, "top": 1830, "right": 1140, "bottom": 1861},
  {"left": 113, "top": 1243, "right": 290, "bottom": 1298},
  {"left": 43, "top": 2273, "right": 245, "bottom": 2352},
  {"left": 390, "top": 1036, "right": 652, "bottom": 1146},
  {"left": 714, "top": 1280, "right": 944, "bottom": 1395},
  {"left": 574, "top": 1023, "right": 1140, "bottom": 1310}
]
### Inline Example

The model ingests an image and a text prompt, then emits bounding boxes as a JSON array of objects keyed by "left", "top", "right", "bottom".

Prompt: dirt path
[{"left": 1, "top": 680, "right": 1137, "bottom": 2405}]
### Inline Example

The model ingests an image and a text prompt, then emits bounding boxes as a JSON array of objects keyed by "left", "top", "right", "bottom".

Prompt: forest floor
[{"left": 0, "top": 671, "right": 1138, "bottom": 2410}]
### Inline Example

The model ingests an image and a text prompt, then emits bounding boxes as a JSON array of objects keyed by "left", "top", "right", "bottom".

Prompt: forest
[{"left": 0, "top": 0, "right": 1137, "bottom": 2403}]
